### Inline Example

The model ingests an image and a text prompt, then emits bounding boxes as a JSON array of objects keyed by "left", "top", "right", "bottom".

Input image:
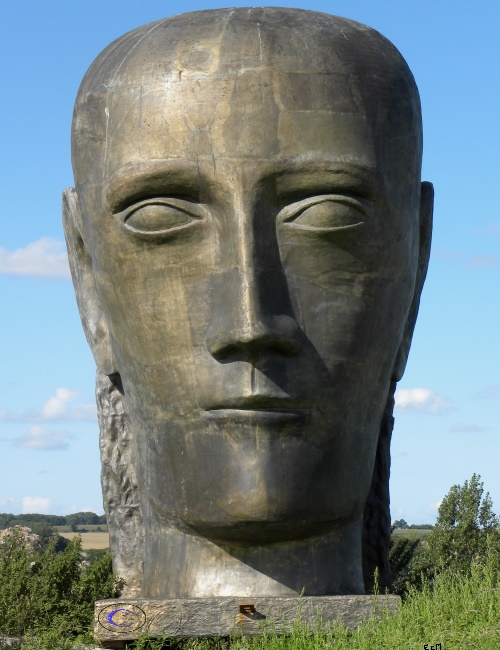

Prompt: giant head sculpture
[{"left": 64, "top": 8, "right": 432, "bottom": 598}]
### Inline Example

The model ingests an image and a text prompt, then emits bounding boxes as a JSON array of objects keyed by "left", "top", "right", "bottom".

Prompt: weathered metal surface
[
  {"left": 94, "top": 595, "right": 400, "bottom": 643},
  {"left": 65, "top": 7, "right": 432, "bottom": 602}
]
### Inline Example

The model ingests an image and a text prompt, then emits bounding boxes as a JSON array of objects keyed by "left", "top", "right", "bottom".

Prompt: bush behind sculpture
[{"left": 0, "top": 529, "right": 119, "bottom": 640}]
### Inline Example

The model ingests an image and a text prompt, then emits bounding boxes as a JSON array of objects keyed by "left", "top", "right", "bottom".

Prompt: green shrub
[
  {"left": 84, "top": 548, "right": 109, "bottom": 566},
  {"left": 389, "top": 535, "right": 421, "bottom": 596},
  {"left": 0, "top": 528, "right": 119, "bottom": 642},
  {"left": 8, "top": 521, "right": 69, "bottom": 552}
]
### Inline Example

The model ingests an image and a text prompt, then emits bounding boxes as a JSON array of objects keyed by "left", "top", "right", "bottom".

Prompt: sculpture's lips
[
  {"left": 205, "top": 396, "right": 312, "bottom": 422},
  {"left": 206, "top": 395, "right": 310, "bottom": 409}
]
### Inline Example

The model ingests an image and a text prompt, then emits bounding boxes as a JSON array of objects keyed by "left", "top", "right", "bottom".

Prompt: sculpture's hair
[
  {"left": 97, "top": 371, "right": 396, "bottom": 595},
  {"left": 96, "top": 371, "right": 143, "bottom": 596},
  {"left": 362, "top": 381, "right": 397, "bottom": 592}
]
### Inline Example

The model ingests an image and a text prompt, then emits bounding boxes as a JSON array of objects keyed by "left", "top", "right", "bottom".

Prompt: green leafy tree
[
  {"left": 393, "top": 518, "right": 409, "bottom": 529},
  {"left": 410, "top": 474, "right": 500, "bottom": 587},
  {"left": 65, "top": 511, "right": 99, "bottom": 527},
  {"left": 408, "top": 524, "right": 434, "bottom": 530},
  {"left": 12, "top": 513, "right": 65, "bottom": 526},
  {"left": 430, "top": 474, "right": 498, "bottom": 568},
  {"left": 0, "top": 513, "right": 15, "bottom": 530}
]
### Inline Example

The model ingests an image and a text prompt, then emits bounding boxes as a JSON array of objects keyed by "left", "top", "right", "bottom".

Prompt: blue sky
[{"left": 0, "top": 0, "right": 498, "bottom": 523}]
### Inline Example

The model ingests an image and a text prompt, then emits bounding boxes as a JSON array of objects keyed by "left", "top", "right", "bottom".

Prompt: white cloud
[
  {"left": 0, "top": 388, "right": 97, "bottom": 422},
  {"left": 429, "top": 500, "right": 442, "bottom": 513},
  {"left": 395, "top": 388, "right": 453, "bottom": 414},
  {"left": 13, "top": 426, "right": 73, "bottom": 451},
  {"left": 41, "top": 387, "right": 79, "bottom": 419},
  {"left": 71, "top": 403, "right": 98, "bottom": 420},
  {"left": 40, "top": 388, "right": 97, "bottom": 421},
  {"left": 22, "top": 496, "right": 51, "bottom": 514},
  {"left": 473, "top": 385, "right": 500, "bottom": 400},
  {"left": 0, "top": 496, "right": 19, "bottom": 510},
  {"left": 0, "top": 238, "right": 70, "bottom": 279},
  {"left": 68, "top": 503, "right": 103, "bottom": 515}
]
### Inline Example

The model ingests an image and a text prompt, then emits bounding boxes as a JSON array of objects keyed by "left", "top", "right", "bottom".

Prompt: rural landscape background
[{"left": 1, "top": 473, "right": 499, "bottom": 647}]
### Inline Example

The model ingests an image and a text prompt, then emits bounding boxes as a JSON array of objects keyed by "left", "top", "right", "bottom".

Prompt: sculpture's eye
[
  {"left": 122, "top": 198, "right": 204, "bottom": 240},
  {"left": 279, "top": 195, "right": 367, "bottom": 233}
]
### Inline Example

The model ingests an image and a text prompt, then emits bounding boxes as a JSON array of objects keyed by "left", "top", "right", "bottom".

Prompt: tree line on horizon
[
  {"left": 0, "top": 511, "right": 106, "bottom": 530},
  {"left": 0, "top": 511, "right": 438, "bottom": 532},
  {"left": 1, "top": 510, "right": 434, "bottom": 532},
  {"left": 392, "top": 520, "right": 434, "bottom": 530}
]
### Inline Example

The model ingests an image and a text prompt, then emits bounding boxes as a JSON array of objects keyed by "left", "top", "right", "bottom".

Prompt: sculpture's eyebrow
[
  {"left": 274, "top": 162, "right": 381, "bottom": 200},
  {"left": 104, "top": 160, "right": 202, "bottom": 212}
]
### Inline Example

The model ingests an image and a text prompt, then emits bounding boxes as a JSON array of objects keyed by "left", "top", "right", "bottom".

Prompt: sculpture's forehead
[
  {"left": 104, "top": 69, "right": 374, "bottom": 175},
  {"left": 98, "top": 10, "right": 389, "bottom": 175}
]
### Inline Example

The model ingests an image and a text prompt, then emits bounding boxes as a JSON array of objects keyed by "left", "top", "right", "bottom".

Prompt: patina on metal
[{"left": 64, "top": 7, "right": 432, "bottom": 606}]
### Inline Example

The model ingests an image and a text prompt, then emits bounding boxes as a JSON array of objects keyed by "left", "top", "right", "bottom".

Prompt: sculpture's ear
[
  {"left": 62, "top": 187, "right": 118, "bottom": 376},
  {"left": 392, "top": 181, "right": 434, "bottom": 381}
]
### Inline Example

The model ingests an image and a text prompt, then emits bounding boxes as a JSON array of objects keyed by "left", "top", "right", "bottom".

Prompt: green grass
[{"left": 17, "top": 552, "right": 500, "bottom": 650}]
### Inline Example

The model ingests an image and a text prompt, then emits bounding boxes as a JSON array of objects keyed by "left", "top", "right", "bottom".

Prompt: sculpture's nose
[
  {"left": 206, "top": 266, "right": 301, "bottom": 361},
  {"left": 205, "top": 214, "right": 301, "bottom": 362}
]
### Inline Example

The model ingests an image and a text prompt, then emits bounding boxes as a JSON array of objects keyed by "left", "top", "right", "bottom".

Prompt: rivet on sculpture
[{"left": 64, "top": 8, "right": 432, "bottom": 599}]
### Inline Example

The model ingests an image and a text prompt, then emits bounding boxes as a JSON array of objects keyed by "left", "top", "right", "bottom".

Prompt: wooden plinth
[{"left": 94, "top": 594, "right": 400, "bottom": 647}]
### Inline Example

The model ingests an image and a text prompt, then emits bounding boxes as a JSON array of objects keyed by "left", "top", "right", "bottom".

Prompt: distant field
[
  {"left": 55, "top": 525, "right": 108, "bottom": 533},
  {"left": 60, "top": 532, "right": 109, "bottom": 549},
  {"left": 58, "top": 528, "right": 427, "bottom": 549},
  {"left": 392, "top": 528, "right": 431, "bottom": 539}
]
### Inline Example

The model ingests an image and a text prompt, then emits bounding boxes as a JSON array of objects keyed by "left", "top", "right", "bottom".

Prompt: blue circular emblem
[{"left": 98, "top": 603, "right": 147, "bottom": 633}]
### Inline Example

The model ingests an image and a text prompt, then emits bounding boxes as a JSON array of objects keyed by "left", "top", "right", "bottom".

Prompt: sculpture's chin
[
  {"left": 147, "top": 485, "right": 363, "bottom": 545},
  {"left": 133, "top": 398, "right": 375, "bottom": 552},
  {"left": 190, "top": 518, "right": 342, "bottom": 545}
]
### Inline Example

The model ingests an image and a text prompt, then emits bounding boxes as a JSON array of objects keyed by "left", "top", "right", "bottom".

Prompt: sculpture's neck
[{"left": 142, "top": 518, "right": 365, "bottom": 598}]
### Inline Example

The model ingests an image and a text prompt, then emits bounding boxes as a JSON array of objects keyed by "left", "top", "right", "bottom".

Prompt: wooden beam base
[{"left": 94, "top": 595, "right": 400, "bottom": 645}]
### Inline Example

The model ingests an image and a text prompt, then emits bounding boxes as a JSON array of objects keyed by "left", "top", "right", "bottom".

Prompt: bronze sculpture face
[{"left": 64, "top": 8, "right": 432, "bottom": 597}]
